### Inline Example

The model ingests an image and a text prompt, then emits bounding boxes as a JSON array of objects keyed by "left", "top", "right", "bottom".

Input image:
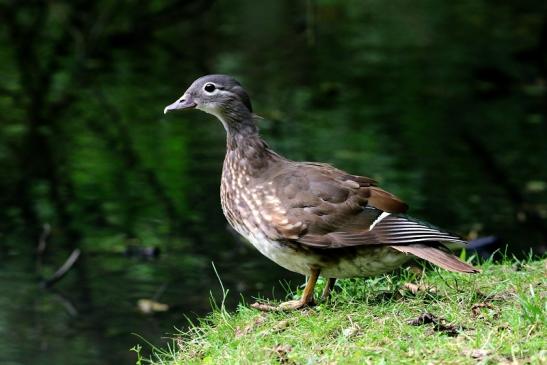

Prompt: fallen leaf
[
  {"left": 463, "top": 349, "right": 492, "bottom": 360},
  {"left": 471, "top": 302, "right": 494, "bottom": 318},
  {"left": 137, "top": 299, "right": 169, "bottom": 314},
  {"left": 407, "top": 312, "right": 463, "bottom": 337},
  {"left": 235, "top": 314, "right": 267, "bottom": 338},
  {"left": 342, "top": 325, "right": 360, "bottom": 338},
  {"left": 257, "top": 318, "right": 296, "bottom": 337},
  {"left": 342, "top": 315, "right": 361, "bottom": 338},
  {"left": 402, "top": 283, "right": 437, "bottom": 294},
  {"left": 271, "top": 319, "right": 291, "bottom": 333},
  {"left": 272, "top": 344, "right": 293, "bottom": 364},
  {"left": 407, "top": 312, "right": 438, "bottom": 326}
]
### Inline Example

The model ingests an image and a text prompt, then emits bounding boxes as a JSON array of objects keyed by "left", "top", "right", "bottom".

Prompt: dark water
[
  {"left": 0, "top": 240, "right": 298, "bottom": 365},
  {"left": 1, "top": 1, "right": 546, "bottom": 364}
]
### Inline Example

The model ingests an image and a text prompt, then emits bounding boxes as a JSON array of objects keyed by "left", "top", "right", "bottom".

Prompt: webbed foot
[{"left": 251, "top": 297, "right": 315, "bottom": 312}]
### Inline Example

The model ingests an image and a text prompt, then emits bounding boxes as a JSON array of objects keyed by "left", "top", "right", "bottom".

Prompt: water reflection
[{"left": 0, "top": 241, "right": 298, "bottom": 365}]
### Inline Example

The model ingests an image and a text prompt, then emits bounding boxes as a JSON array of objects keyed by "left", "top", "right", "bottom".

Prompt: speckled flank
[
  {"left": 239, "top": 227, "right": 411, "bottom": 278},
  {"left": 320, "top": 246, "right": 411, "bottom": 278}
]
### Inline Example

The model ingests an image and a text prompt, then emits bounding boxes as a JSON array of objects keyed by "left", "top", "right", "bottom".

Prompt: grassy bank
[{"left": 140, "top": 257, "right": 546, "bottom": 364}]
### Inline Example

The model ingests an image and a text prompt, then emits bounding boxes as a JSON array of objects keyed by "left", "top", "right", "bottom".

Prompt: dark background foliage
[{"left": 0, "top": 1, "right": 546, "bottom": 364}]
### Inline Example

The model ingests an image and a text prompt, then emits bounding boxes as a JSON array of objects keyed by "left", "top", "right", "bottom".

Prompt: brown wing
[
  {"left": 250, "top": 161, "right": 477, "bottom": 274},
  {"left": 251, "top": 162, "right": 407, "bottom": 241}
]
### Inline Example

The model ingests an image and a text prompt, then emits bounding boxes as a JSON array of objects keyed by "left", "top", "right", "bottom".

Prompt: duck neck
[
  {"left": 219, "top": 112, "right": 280, "bottom": 176},
  {"left": 220, "top": 110, "right": 262, "bottom": 151}
]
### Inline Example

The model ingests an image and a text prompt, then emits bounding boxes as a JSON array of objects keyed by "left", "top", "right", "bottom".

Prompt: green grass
[{"left": 143, "top": 257, "right": 546, "bottom": 364}]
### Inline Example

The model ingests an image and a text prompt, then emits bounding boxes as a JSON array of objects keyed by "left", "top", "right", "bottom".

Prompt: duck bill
[{"left": 163, "top": 97, "right": 196, "bottom": 114}]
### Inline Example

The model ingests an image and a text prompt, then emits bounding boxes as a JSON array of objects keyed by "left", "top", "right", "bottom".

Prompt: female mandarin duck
[{"left": 164, "top": 75, "right": 479, "bottom": 311}]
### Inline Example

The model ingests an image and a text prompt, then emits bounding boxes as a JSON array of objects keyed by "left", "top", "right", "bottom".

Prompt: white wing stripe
[{"left": 369, "top": 212, "right": 391, "bottom": 230}]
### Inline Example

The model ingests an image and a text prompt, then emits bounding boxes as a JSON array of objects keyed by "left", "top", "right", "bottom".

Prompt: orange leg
[
  {"left": 251, "top": 268, "right": 320, "bottom": 311},
  {"left": 278, "top": 268, "right": 320, "bottom": 310},
  {"left": 321, "top": 278, "right": 337, "bottom": 301}
]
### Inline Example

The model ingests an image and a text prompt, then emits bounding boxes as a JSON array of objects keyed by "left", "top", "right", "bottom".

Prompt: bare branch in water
[{"left": 41, "top": 249, "right": 81, "bottom": 288}]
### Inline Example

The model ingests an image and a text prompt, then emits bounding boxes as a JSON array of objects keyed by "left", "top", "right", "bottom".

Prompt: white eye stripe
[{"left": 203, "top": 85, "right": 233, "bottom": 97}]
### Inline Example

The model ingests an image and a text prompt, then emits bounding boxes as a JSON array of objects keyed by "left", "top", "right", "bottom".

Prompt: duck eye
[{"left": 204, "top": 83, "right": 216, "bottom": 93}]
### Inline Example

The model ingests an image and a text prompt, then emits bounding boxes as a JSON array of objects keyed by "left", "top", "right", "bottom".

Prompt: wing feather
[
  {"left": 390, "top": 244, "right": 479, "bottom": 273},
  {"left": 296, "top": 214, "right": 467, "bottom": 248}
]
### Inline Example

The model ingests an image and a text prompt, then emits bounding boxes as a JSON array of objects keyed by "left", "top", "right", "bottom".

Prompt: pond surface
[{"left": 0, "top": 240, "right": 299, "bottom": 365}]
